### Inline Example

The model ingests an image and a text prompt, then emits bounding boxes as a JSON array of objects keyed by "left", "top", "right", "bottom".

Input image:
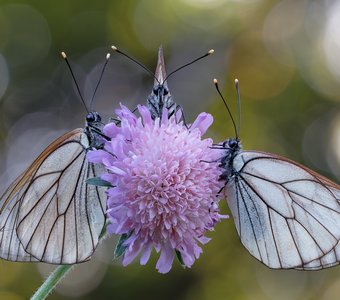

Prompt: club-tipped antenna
[
  {"left": 61, "top": 51, "right": 89, "bottom": 113},
  {"left": 111, "top": 45, "right": 159, "bottom": 84},
  {"left": 164, "top": 49, "right": 214, "bottom": 83},
  {"left": 89, "top": 53, "right": 111, "bottom": 111},
  {"left": 213, "top": 78, "right": 238, "bottom": 139},
  {"left": 235, "top": 79, "right": 241, "bottom": 139}
]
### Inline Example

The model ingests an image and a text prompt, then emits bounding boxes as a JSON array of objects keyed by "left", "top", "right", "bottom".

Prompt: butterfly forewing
[
  {"left": 225, "top": 150, "right": 340, "bottom": 270},
  {"left": 0, "top": 129, "right": 106, "bottom": 264},
  {"left": 0, "top": 131, "right": 81, "bottom": 262}
]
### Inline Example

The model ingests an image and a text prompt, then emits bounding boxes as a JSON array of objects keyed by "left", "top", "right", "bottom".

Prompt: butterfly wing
[
  {"left": 0, "top": 174, "right": 37, "bottom": 261},
  {"left": 224, "top": 150, "right": 340, "bottom": 270},
  {"left": 0, "top": 129, "right": 107, "bottom": 264}
]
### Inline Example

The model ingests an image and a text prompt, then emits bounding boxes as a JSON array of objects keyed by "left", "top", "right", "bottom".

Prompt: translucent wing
[
  {"left": 0, "top": 174, "right": 37, "bottom": 261},
  {"left": 225, "top": 150, "right": 340, "bottom": 270},
  {"left": 0, "top": 129, "right": 106, "bottom": 264}
]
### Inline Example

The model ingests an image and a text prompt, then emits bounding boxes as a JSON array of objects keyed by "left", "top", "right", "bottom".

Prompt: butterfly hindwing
[{"left": 225, "top": 150, "right": 340, "bottom": 270}]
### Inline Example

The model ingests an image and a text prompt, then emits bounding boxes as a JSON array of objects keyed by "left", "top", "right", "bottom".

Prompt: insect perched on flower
[
  {"left": 0, "top": 53, "right": 111, "bottom": 264},
  {"left": 213, "top": 78, "right": 340, "bottom": 270},
  {"left": 87, "top": 48, "right": 225, "bottom": 273},
  {"left": 111, "top": 45, "right": 214, "bottom": 121}
]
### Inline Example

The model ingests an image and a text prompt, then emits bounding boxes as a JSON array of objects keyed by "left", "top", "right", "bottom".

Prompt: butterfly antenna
[
  {"left": 61, "top": 52, "right": 89, "bottom": 114},
  {"left": 213, "top": 78, "right": 238, "bottom": 139},
  {"left": 235, "top": 78, "right": 241, "bottom": 139},
  {"left": 89, "top": 53, "right": 111, "bottom": 111},
  {"left": 163, "top": 49, "right": 214, "bottom": 83},
  {"left": 111, "top": 45, "right": 160, "bottom": 84}
]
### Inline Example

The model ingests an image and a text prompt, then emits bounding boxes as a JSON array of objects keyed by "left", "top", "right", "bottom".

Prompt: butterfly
[
  {"left": 0, "top": 52, "right": 111, "bottom": 264},
  {"left": 213, "top": 79, "right": 340, "bottom": 270},
  {"left": 112, "top": 45, "right": 214, "bottom": 122}
]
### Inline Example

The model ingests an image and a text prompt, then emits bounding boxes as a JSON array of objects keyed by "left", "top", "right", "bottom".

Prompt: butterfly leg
[
  {"left": 174, "top": 104, "right": 189, "bottom": 128},
  {"left": 209, "top": 146, "right": 227, "bottom": 150},
  {"left": 87, "top": 126, "right": 110, "bottom": 141},
  {"left": 109, "top": 117, "right": 121, "bottom": 124},
  {"left": 217, "top": 184, "right": 226, "bottom": 195},
  {"left": 109, "top": 106, "right": 139, "bottom": 125},
  {"left": 200, "top": 158, "right": 221, "bottom": 163}
]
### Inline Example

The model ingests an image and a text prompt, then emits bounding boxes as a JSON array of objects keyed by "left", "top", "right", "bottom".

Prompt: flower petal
[
  {"left": 108, "top": 166, "right": 126, "bottom": 176},
  {"left": 140, "top": 243, "right": 153, "bottom": 265},
  {"left": 156, "top": 243, "right": 175, "bottom": 274},
  {"left": 116, "top": 103, "right": 137, "bottom": 125},
  {"left": 138, "top": 104, "right": 152, "bottom": 126},
  {"left": 87, "top": 150, "right": 112, "bottom": 164},
  {"left": 103, "top": 123, "right": 120, "bottom": 138},
  {"left": 161, "top": 108, "right": 168, "bottom": 125},
  {"left": 122, "top": 238, "right": 143, "bottom": 266},
  {"left": 190, "top": 112, "right": 213, "bottom": 135}
]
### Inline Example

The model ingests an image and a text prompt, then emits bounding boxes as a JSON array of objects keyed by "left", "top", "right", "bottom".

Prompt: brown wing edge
[
  {"left": 0, "top": 128, "right": 84, "bottom": 213},
  {"left": 0, "top": 128, "right": 85, "bottom": 262}
]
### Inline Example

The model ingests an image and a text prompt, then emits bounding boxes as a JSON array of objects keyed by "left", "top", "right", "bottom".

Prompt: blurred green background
[{"left": 0, "top": 0, "right": 339, "bottom": 299}]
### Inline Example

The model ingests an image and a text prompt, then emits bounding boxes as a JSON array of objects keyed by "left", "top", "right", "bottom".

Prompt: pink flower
[{"left": 88, "top": 104, "right": 224, "bottom": 273}]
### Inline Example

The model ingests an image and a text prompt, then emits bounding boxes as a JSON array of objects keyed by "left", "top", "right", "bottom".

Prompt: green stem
[{"left": 31, "top": 265, "right": 74, "bottom": 300}]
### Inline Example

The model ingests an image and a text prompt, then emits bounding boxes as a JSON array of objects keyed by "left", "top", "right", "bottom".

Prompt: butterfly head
[
  {"left": 85, "top": 112, "right": 105, "bottom": 149},
  {"left": 218, "top": 138, "right": 242, "bottom": 182},
  {"left": 86, "top": 111, "right": 102, "bottom": 124},
  {"left": 152, "top": 84, "right": 169, "bottom": 98},
  {"left": 222, "top": 138, "right": 241, "bottom": 152},
  {"left": 150, "top": 83, "right": 172, "bottom": 107}
]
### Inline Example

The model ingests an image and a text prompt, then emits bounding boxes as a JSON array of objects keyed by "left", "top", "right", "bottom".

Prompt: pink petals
[
  {"left": 88, "top": 105, "right": 224, "bottom": 273},
  {"left": 190, "top": 112, "right": 213, "bottom": 135}
]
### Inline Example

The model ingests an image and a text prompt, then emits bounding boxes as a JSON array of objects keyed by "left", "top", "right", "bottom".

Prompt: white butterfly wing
[
  {"left": 0, "top": 175, "right": 37, "bottom": 261},
  {"left": 225, "top": 150, "right": 340, "bottom": 270},
  {"left": 0, "top": 129, "right": 106, "bottom": 264}
]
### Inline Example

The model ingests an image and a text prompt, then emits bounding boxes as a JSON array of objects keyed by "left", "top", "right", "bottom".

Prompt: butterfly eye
[
  {"left": 88, "top": 112, "right": 102, "bottom": 122},
  {"left": 86, "top": 112, "right": 96, "bottom": 123},
  {"left": 228, "top": 139, "right": 238, "bottom": 148},
  {"left": 153, "top": 87, "right": 159, "bottom": 95}
]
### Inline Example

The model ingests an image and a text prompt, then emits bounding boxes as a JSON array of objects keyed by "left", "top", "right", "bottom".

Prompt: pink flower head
[{"left": 88, "top": 104, "right": 224, "bottom": 273}]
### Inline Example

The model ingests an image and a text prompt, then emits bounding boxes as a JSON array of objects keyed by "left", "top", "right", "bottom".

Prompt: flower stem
[{"left": 31, "top": 265, "right": 74, "bottom": 300}]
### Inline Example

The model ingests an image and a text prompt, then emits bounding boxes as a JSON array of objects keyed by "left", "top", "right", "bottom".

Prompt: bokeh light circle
[
  {"left": 0, "top": 53, "right": 9, "bottom": 100},
  {"left": 0, "top": 4, "right": 51, "bottom": 69},
  {"left": 228, "top": 32, "right": 295, "bottom": 100},
  {"left": 323, "top": 1, "right": 340, "bottom": 82},
  {"left": 38, "top": 259, "right": 108, "bottom": 298},
  {"left": 262, "top": 0, "right": 305, "bottom": 67},
  {"left": 328, "top": 110, "right": 340, "bottom": 179},
  {"left": 302, "top": 109, "right": 339, "bottom": 179}
]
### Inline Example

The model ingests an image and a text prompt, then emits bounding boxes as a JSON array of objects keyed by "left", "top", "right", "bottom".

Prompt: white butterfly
[
  {"left": 0, "top": 53, "right": 109, "bottom": 264},
  {"left": 214, "top": 79, "right": 340, "bottom": 270}
]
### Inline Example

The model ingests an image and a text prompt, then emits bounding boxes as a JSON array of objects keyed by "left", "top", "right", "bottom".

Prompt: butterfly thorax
[
  {"left": 147, "top": 84, "right": 175, "bottom": 119},
  {"left": 85, "top": 111, "right": 105, "bottom": 149},
  {"left": 219, "top": 138, "right": 242, "bottom": 182}
]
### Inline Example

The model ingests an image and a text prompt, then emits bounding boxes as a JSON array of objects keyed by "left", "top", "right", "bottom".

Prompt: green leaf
[
  {"left": 86, "top": 177, "right": 113, "bottom": 187},
  {"left": 114, "top": 232, "right": 132, "bottom": 259},
  {"left": 175, "top": 250, "right": 185, "bottom": 267}
]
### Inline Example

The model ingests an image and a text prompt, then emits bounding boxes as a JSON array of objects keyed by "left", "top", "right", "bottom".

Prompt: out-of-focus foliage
[{"left": 0, "top": 0, "right": 339, "bottom": 299}]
